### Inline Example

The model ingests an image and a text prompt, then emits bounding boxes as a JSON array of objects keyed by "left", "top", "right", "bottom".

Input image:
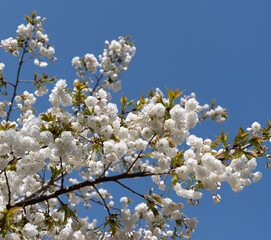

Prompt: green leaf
[
  {"left": 174, "top": 89, "right": 184, "bottom": 99},
  {"left": 152, "top": 194, "right": 162, "bottom": 204},
  {"left": 167, "top": 88, "right": 174, "bottom": 101},
  {"left": 57, "top": 204, "right": 77, "bottom": 224},
  {"left": 171, "top": 172, "right": 179, "bottom": 186},
  {"left": 243, "top": 151, "right": 257, "bottom": 160},
  {"left": 50, "top": 166, "right": 63, "bottom": 179},
  {"left": 176, "top": 219, "right": 183, "bottom": 226},
  {"left": 217, "top": 129, "right": 230, "bottom": 148},
  {"left": 211, "top": 99, "right": 216, "bottom": 108},
  {"left": 7, "top": 206, "right": 22, "bottom": 215},
  {"left": 151, "top": 206, "right": 159, "bottom": 217},
  {"left": 249, "top": 138, "right": 260, "bottom": 148},
  {"left": 126, "top": 100, "right": 134, "bottom": 107}
]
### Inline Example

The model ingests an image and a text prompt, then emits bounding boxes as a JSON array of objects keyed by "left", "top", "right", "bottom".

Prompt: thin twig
[
  {"left": 115, "top": 180, "right": 162, "bottom": 208},
  {"left": 79, "top": 134, "right": 92, "bottom": 142},
  {"left": 115, "top": 180, "right": 146, "bottom": 199},
  {"left": 41, "top": 168, "right": 46, "bottom": 186},
  {"left": 125, "top": 149, "right": 145, "bottom": 173},
  {"left": 18, "top": 80, "right": 34, "bottom": 83},
  {"left": 23, "top": 174, "right": 63, "bottom": 201},
  {"left": 126, "top": 135, "right": 156, "bottom": 173},
  {"left": 6, "top": 38, "right": 29, "bottom": 121},
  {"left": 4, "top": 170, "right": 11, "bottom": 209},
  {"left": 90, "top": 74, "right": 103, "bottom": 96},
  {"left": 75, "top": 192, "right": 121, "bottom": 212},
  {"left": 60, "top": 156, "right": 64, "bottom": 189},
  {"left": 0, "top": 80, "right": 16, "bottom": 88},
  {"left": 98, "top": 163, "right": 112, "bottom": 180},
  {"left": 93, "top": 185, "right": 111, "bottom": 215},
  {"left": 57, "top": 196, "right": 65, "bottom": 206},
  {"left": 22, "top": 55, "right": 36, "bottom": 63}
]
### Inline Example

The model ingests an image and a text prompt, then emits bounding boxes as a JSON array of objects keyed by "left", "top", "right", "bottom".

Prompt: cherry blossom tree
[{"left": 0, "top": 12, "right": 270, "bottom": 239}]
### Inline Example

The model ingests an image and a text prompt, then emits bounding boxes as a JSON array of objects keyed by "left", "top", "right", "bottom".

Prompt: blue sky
[{"left": 1, "top": 1, "right": 271, "bottom": 239}]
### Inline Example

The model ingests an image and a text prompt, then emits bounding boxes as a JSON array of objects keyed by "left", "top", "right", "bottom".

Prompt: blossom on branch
[{"left": 0, "top": 11, "right": 270, "bottom": 240}]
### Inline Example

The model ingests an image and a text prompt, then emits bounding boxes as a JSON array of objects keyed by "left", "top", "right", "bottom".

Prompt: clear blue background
[{"left": 1, "top": 1, "right": 271, "bottom": 239}]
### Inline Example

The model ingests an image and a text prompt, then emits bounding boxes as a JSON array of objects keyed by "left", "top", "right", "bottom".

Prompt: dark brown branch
[
  {"left": 6, "top": 38, "right": 29, "bottom": 121},
  {"left": 12, "top": 171, "right": 159, "bottom": 208}
]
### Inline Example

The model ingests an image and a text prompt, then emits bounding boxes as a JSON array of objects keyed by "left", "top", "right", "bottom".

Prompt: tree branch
[
  {"left": 6, "top": 38, "right": 29, "bottom": 121},
  {"left": 19, "top": 174, "right": 63, "bottom": 203},
  {"left": 126, "top": 135, "right": 155, "bottom": 173},
  {"left": 90, "top": 74, "right": 103, "bottom": 96},
  {"left": 93, "top": 185, "right": 111, "bottom": 215},
  {"left": 60, "top": 156, "right": 64, "bottom": 189},
  {"left": 115, "top": 180, "right": 146, "bottom": 199},
  {"left": 0, "top": 79, "right": 16, "bottom": 88},
  {"left": 12, "top": 171, "right": 161, "bottom": 208},
  {"left": 4, "top": 170, "right": 11, "bottom": 209}
]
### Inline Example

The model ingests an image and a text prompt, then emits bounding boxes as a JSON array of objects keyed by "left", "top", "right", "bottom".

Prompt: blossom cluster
[
  {"left": 0, "top": 79, "right": 265, "bottom": 239},
  {"left": 0, "top": 12, "right": 269, "bottom": 240},
  {"left": 201, "top": 103, "right": 227, "bottom": 123},
  {"left": 99, "top": 37, "right": 136, "bottom": 91},
  {"left": 72, "top": 36, "right": 136, "bottom": 94},
  {"left": 1, "top": 12, "right": 55, "bottom": 68},
  {"left": 49, "top": 79, "right": 72, "bottom": 107},
  {"left": 0, "top": 37, "right": 18, "bottom": 56}
]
